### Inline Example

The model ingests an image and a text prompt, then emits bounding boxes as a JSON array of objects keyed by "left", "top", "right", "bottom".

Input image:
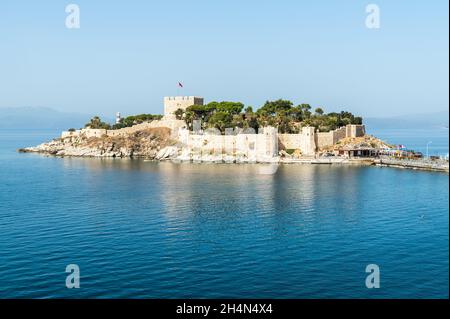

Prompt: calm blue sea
[
  {"left": 368, "top": 127, "right": 449, "bottom": 156},
  {"left": 0, "top": 129, "right": 448, "bottom": 298}
]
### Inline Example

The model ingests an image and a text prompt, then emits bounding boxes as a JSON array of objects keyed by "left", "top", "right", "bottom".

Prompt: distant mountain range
[
  {"left": 0, "top": 107, "right": 111, "bottom": 130},
  {"left": 0, "top": 106, "right": 448, "bottom": 130},
  {"left": 365, "top": 110, "right": 449, "bottom": 130}
]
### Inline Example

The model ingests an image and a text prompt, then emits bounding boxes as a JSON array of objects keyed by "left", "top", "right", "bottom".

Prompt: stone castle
[
  {"left": 161, "top": 96, "right": 365, "bottom": 159},
  {"left": 61, "top": 96, "right": 365, "bottom": 161}
]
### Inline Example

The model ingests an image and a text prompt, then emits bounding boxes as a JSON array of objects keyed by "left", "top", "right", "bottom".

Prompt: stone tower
[
  {"left": 163, "top": 96, "right": 204, "bottom": 120},
  {"left": 300, "top": 127, "right": 317, "bottom": 156}
]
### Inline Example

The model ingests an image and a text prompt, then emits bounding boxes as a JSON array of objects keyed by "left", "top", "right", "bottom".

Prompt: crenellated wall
[
  {"left": 61, "top": 120, "right": 187, "bottom": 140},
  {"left": 315, "top": 125, "right": 365, "bottom": 149},
  {"left": 178, "top": 126, "right": 278, "bottom": 162},
  {"left": 61, "top": 121, "right": 366, "bottom": 159}
]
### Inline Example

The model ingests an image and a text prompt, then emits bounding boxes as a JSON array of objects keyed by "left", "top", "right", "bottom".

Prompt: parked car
[{"left": 322, "top": 153, "right": 335, "bottom": 157}]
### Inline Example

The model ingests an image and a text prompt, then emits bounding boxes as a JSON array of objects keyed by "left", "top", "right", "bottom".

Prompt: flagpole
[{"left": 177, "top": 81, "right": 183, "bottom": 97}]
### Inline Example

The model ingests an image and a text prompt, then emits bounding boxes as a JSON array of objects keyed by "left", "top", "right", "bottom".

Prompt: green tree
[
  {"left": 299, "top": 104, "right": 312, "bottom": 119},
  {"left": 111, "top": 114, "right": 162, "bottom": 129},
  {"left": 85, "top": 116, "right": 111, "bottom": 129},
  {"left": 290, "top": 106, "right": 303, "bottom": 122},
  {"left": 315, "top": 107, "right": 324, "bottom": 115},
  {"left": 258, "top": 99, "right": 293, "bottom": 115},
  {"left": 207, "top": 111, "right": 233, "bottom": 132},
  {"left": 353, "top": 116, "right": 363, "bottom": 125},
  {"left": 174, "top": 108, "right": 184, "bottom": 120},
  {"left": 215, "top": 101, "right": 244, "bottom": 115},
  {"left": 243, "top": 107, "right": 258, "bottom": 131}
]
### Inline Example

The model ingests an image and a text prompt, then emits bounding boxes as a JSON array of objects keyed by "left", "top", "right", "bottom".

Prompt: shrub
[{"left": 286, "top": 149, "right": 296, "bottom": 155}]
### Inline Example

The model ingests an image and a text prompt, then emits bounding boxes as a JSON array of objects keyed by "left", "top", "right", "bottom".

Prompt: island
[{"left": 19, "top": 96, "right": 449, "bottom": 172}]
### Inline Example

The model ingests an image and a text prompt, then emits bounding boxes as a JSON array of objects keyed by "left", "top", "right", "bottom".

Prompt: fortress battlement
[
  {"left": 164, "top": 96, "right": 203, "bottom": 101},
  {"left": 163, "top": 96, "right": 204, "bottom": 120}
]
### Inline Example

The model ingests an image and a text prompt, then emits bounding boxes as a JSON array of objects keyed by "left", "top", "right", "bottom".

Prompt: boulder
[{"left": 155, "top": 146, "right": 178, "bottom": 160}]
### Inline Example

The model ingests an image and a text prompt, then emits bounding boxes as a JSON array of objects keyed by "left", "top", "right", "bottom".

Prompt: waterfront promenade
[
  {"left": 280, "top": 156, "right": 449, "bottom": 172},
  {"left": 375, "top": 157, "right": 449, "bottom": 172}
]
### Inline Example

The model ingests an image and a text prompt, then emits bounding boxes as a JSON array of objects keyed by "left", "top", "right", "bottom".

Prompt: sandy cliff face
[
  {"left": 318, "top": 135, "right": 392, "bottom": 152},
  {"left": 19, "top": 127, "right": 178, "bottom": 159}
]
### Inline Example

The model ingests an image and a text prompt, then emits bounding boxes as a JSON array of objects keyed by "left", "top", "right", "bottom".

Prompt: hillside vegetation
[
  {"left": 177, "top": 99, "right": 362, "bottom": 133},
  {"left": 81, "top": 99, "right": 362, "bottom": 134}
]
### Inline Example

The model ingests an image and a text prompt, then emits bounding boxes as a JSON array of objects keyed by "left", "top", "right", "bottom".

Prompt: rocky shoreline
[
  {"left": 18, "top": 126, "right": 449, "bottom": 173},
  {"left": 18, "top": 127, "right": 179, "bottom": 160}
]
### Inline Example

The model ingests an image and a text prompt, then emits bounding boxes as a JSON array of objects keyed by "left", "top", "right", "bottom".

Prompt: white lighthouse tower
[{"left": 115, "top": 112, "right": 122, "bottom": 124}]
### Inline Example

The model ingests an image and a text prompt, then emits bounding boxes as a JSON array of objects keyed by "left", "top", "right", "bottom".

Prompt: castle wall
[
  {"left": 61, "top": 128, "right": 107, "bottom": 139},
  {"left": 177, "top": 126, "right": 278, "bottom": 162},
  {"left": 333, "top": 126, "right": 347, "bottom": 143},
  {"left": 278, "top": 134, "right": 302, "bottom": 150},
  {"left": 61, "top": 130, "right": 80, "bottom": 139},
  {"left": 315, "top": 125, "right": 364, "bottom": 149},
  {"left": 61, "top": 120, "right": 186, "bottom": 140},
  {"left": 106, "top": 120, "right": 186, "bottom": 138},
  {"left": 106, "top": 122, "right": 155, "bottom": 137},
  {"left": 82, "top": 129, "right": 107, "bottom": 138},
  {"left": 279, "top": 128, "right": 317, "bottom": 155},
  {"left": 316, "top": 132, "right": 334, "bottom": 148},
  {"left": 279, "top": 130, "right": 315, "bottom": 155}
]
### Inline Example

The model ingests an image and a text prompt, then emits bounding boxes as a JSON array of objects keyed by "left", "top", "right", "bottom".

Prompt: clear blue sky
[{"left": 0, "top": 0, "right": 448, "bottom": 117}]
